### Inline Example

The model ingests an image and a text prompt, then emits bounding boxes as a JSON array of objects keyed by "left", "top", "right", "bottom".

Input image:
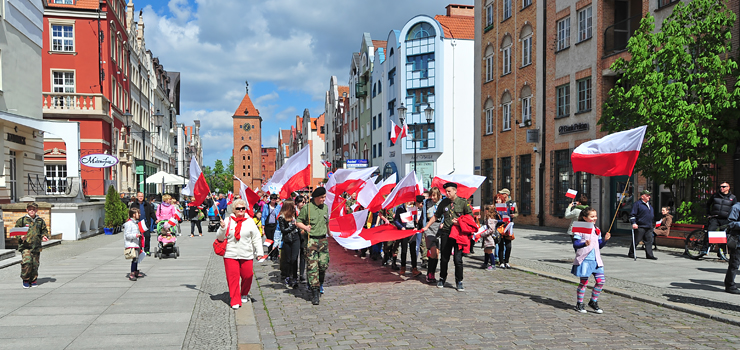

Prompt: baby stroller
[
  {"left": 153, "top": 221, "right": 180, "bottom": 259},
  {"left": 207, "top": 205, "right": 220, "bottom": 232}
]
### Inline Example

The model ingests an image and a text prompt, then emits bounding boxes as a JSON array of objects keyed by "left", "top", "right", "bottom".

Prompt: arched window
[
  {"left": 407, "top": 22, "right": 436, "bottom": 40},
  {"left": 501, "top": 35, "right": 512, "bottom": 75},
  {"left": 484, "top": 44, "right": 495, "bottom": 82},
  {"left": 521, "top": 85, "right": 533, "bottom": 122},
  {"left": 485, "top": 98, "right": 495, "bottom": 135},
  {"left": 501, "top": 92, "right": 512, "bottom": 131}
]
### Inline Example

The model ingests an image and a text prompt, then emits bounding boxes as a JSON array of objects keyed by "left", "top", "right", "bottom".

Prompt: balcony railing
[
  {"left": 42, "top": 93, "right": 110, "bottom": 116},
  {"left": 603, "top": 15, "right": 641, "bottom": 56}
]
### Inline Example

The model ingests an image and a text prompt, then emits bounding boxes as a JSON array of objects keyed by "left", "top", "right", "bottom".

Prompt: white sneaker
[
  {"left": 500, "top": 263, "right": 506, "bottom": 269},
  {"left": 231, "top": 304, "right": 240, "bottom": 310},
  {"left": 241, "top": 295, "right": 250, "bottom": 304}
]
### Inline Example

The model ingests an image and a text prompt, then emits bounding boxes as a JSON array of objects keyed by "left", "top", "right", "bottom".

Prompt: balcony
[
  {"left": 42, "top": 93, "right": 111, "bottom": 120},
  {"left": 355, "top": 82, "right": 367, "bottom": 97},
  {"left": 603, "top": 15, "right": 641, "bottom": 57}
]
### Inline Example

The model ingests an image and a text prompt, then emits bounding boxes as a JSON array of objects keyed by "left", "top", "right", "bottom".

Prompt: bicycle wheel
[
  {"left": 685, "top": 229, "right": 707, "bottom": 260},
  {"left": 716, "top": 244, "right": 729, "bottom": 261}
]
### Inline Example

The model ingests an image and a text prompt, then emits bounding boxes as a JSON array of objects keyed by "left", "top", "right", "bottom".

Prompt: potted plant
[{"left": 104, "top": 185, "right": 120, "bottom": 235}]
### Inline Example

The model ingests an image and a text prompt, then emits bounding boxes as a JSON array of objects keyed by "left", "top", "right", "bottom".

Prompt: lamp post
[
  {"left": 124, "top": 109, "right": 163, "bottom": 198},
  {"left": 320, "top": 151, "right": 327, "bottom": 180},
  {"left": 397, "top": 103, "right": 434, "bottom": 174}
]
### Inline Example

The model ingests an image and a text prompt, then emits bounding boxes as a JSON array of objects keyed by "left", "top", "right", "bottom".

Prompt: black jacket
[
  {"left": 129, "top": 199, "right": 156, "bottom": 224},
  {"left": 707, "top": 192, "right": 737, "bottom": 220},
  {"left": 630, "top": 200, "right": 655, "bottom": 228},
  {"left": 278, "top": 216, "right": 299, "bottom": 243}
]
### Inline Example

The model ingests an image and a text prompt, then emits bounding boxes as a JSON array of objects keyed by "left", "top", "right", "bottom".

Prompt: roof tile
[
  {"left": 435, "top": 15, "right": 475, "bottom": 40},
  {"left": 234, "top": 91, "right": 259, "bottom": 117},
  {"left": 46, "top": 0, "right": 99, "bottom": 10}
]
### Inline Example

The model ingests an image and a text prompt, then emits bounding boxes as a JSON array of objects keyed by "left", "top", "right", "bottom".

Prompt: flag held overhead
[
  {"left": 571, "top": 125, "right": 647, "bottom": 177},
  {"left": 566, "top": 189, "right": 578, "bottom": 199}
]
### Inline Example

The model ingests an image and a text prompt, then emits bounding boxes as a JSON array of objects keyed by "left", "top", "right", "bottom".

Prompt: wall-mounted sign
[
  {"left": 80, "top": 154, "right": 119, "bottom": 168},
  {"left": 7, "top": 133, "right": 26, "bottom": 145},
  {"left": 389, "top": 151, "right": 395, "bottom": 157},
  {"left": 346, "top": 159, "right": 369, "bottom": 169},
  {"left": 558, "top": 123, "right": 589, "bottom": 135},
  {"left": 526, "top": 129, "right": 539, "bottom": 143}
]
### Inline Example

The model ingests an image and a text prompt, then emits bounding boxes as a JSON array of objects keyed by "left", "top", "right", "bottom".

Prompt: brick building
[
  {"left": 260, "top": 147, "right": 277, "bottom": 184},
  {"left": 232, "top": 82, "right": 262, "bottom": 190}
]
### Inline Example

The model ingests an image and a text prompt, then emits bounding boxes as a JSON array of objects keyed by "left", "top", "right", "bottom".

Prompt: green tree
[
  {"left": 104, "top": 185, "right": 121, "bottom": 228},
  {"left": 202, "top": 158, "right": 234, "bottom": 194},
  {"left": 601, "top": 0, "right": 740, "bottom": 220}
]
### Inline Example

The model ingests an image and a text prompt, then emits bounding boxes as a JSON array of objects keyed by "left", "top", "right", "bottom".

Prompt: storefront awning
[{"left": 0, "top": 111, "right": 80, "bottom": 175}]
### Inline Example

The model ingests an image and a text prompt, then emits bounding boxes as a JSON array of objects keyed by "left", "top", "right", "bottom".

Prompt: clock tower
[{"left": 233, "top": 81, "right": 263, "bottom": 190}]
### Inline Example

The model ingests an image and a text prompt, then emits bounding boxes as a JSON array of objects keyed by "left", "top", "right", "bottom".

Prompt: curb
[
  {"left": 236, "top": 300, "right": 262, "bottom": 350},
  {"left": 509, "top": 261, "right": 740, "bottom": 327}
]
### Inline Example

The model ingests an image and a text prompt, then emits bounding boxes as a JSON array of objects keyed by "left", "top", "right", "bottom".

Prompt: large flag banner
[
  {"left": 181, "top": 157, "right": 210, "bottom": 206},
  {"left": 571, "top": 125, "right": 647, "bottom": 177},
  {"left": 708, "top": 231, "right": 727, "bottom": 244},
  {"left": 357, "top": 173, "right": 396, "bottom": 213},
  {"left": 382, "top": 171, "right": 422, "bottom": 209},
  {"left": 325, "top": 167, "right": 378, "bottom": 196},
  {"left": 262, "top": 146, "right": 311, "bottom": 199},
  {"left": 390, "top": 120, "right": 408, "bottom": 144},
  {"left": 329, "top": 210, "right": 373, "bottom": 249},
  {"left": 358, "top": 224, "right": 420, "bottom": 245},
  {"left": 236, "top": 177, "right": 261, "bottom": 217},
  {"left": 431, "top": 174, "right": 486, "bottom": 199}
]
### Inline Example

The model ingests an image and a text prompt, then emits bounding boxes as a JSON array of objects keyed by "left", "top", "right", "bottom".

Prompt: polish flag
[
  {"left": 571, "top": 125, "right": 647, "bottom": 177},
  {"left": 566, "top": 189, "right": 578, "bottom": 199},
  {"left": 329, "top": 209, "right": 373, "bottom": 249},
  {"left": 321, "top": 160, "right": 332, "bottom": 168},
  {"left": 351, "top": 203, "right": 359, "bottom": 212},
  {"left": 358, "top": 224, "right": 420, "bottom": 245},
  {"left": 431, "top": 174, "right": 486, "bottom": 199},
  {"left": 236, "top": 177, "right": 260, "bottom": 217},
  {"left": 382, "top": 171, "right": 422, "bottom": 210},
  {"left": 167, "top": 217, "right": 178, "bottom": 227},
  {"left": 571, "top": 221, "right": 594, "bottom": 235},
  {"left": 329, "top": 194, "right": 347, "bottom": 218},
  {"left": 263, "top": 147, "right": 311, "bottom": 199},
  {"left": 400, "top": 208, "right": 417, "bottom": 223},
  {"left": 501, "top": 214, "right": 511, "bottom": 225},
  {"left": 137, "top": 220, "right": 147, "bottom": 233},
  {"left": 263, "top": 239, "right": 274, "bottom": 247},
  {"left": 181, "top": 157, "right": 210, "bottom": 207},
  {"left": 357, "top": 173, "right": 396, "bottom": 213},
  {"left": 496, "top": 203, "right": 508, "bottom": 214},
  {"left": 227, "top": 192, "right": 234, "bottom": 205},
  {"left": 390, "top": 120, "right": 408, "bottom": 145},
  {"left": 325, "top": 167, "right": 378, "bottom": 197},
  {"left": 708, "top": 231, "right": 727, "bottom": 244}
]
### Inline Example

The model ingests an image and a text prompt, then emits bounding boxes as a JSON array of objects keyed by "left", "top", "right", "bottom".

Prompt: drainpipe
[{"left": 538, "top": 0, "right": 547, "bottom": 226}]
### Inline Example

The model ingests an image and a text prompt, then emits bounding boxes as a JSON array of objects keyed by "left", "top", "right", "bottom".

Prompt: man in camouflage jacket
[{"left": 16, "top": 202, "right": 49, "bottom": 288}]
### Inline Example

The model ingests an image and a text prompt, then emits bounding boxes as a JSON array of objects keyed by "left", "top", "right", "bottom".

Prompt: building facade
[
  {"left": 260, "top": 147, "right": 276, "bottom": 184},
  {"left": 232, "top": 82, "right": 263, "bottom": 190}
]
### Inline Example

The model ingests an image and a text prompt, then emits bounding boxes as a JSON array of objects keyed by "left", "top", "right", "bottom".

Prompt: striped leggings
[{"left": 577, "top": 273, "right": 605, "bottom": 303}]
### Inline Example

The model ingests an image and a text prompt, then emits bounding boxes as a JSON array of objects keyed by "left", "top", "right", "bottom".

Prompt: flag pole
[{"left": 605, "top": 176, "right": 637, "bottom": 262}]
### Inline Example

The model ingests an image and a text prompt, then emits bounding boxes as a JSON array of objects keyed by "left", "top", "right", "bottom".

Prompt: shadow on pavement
[
  {"left": 697, "top": 267, "right": 729, "bottom": 274},
  {"left": 36, "top": 277, "right": 57, "bottom": 285},
  {"left": 664, "top": 293, "right": 740, "bottom": 312},
  {"left": 209, "top": 292, "right": 230, "bottom": 305},
  {"left": 498, "top": 289, "right": 572, "bottom": 310},
  {"left": 669, "top": 279, "right": 726, "bottom": 292}
]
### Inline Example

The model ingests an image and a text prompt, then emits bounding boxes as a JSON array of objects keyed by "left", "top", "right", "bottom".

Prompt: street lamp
[
  {"left": 398, "top": 103, "right": 434, "bottom": 173},
  {"left": 320, "top": 152, "right": 327, "bottom": 179}
]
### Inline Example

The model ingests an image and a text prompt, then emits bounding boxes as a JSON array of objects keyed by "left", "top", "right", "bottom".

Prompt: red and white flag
[
  {"left": 382, "top": 171, "right": 422, "bottom": 210},
  {"left": 571, "top": 125, "right": 647, "bottom": 177},
  {"left": 501, "top": 214, "right": 511, "bottom": 225},
  {"left": 400, "top": 208, "right": 418, "bottom": 223},
  {"left": 357, "top": 173, "right": 396, "bottom": 212},
  {"left": 138, "top": 220, "right": 148, "bottom": 233},
  {"left": 262, "top": 146, "right": 311, "bottom": 199},
  {"left": 321, "top": 160, "right": 332, "bottom": 168},
  {"left": 496, "top": 203, "right": 508, "bottom": 214},
  {"left": 358, "top": 224, "right": 420, "bottom": 245},
  {"left": 236, "top": 177, "right": 260, "bottom": 217},
  {"left": 263, "top": 238, "right": 274, "bottom": 247},
  {"left": 167, "top": 217, "right": 178, "bottom": 227},
  {"left": 390, "top": 120, "right": 408, "bottom": 144},
  {"left": 227, "top": 192, "right": 234, "bottom": 205},
  {"left": 325, "top": 167, "right": 378, "bottom": 197},
  {"left": 571, "top": 221, "right": 595, "bottom": 235},
  {"left": 329, "top": 209, "right": 373, "bottom": 250},
  {"left": 181, "top": 157, "right": 210, "bottom": 207},
  {"left": 431, "top": 174, "right": 486, "bottom": 199},
  {"left": 708, "top": 231, "right": 727, "bottom": 244},
  {"left": 566, "top": 189, "right": 578, "bottom": 199},
  {"left": 351, "top": 203, "right": 359, "bottom": 212}
]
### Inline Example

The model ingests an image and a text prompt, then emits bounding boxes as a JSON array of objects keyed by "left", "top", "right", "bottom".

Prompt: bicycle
[{"left": 684, "top": 218, "right": 728, "bottom": 260}]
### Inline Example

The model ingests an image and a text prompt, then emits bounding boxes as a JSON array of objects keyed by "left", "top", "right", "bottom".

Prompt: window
[
  {"left": 502, "top": 45, "right": 511, "bottom": 75},
  {"left": 406, "top": 124, "right": 436, "bottom": 149},
  {"left": 503, "top": 0, "right": 512, "bottom": 20},
  {"left": 377, "top": 113, "right": 382, "bottom": 128},
  {"left": 407, "top": 22, "right": 436, "bottom": 40},
  {"left": 486, "top": 4, "right": 494, "bottom": 27},
  {"left": 378, "top": 142, "right": 382, "bottom": 156},
  {"left": 577, "top": 77, "right": 592, "bottom": 112},
  {"left": 522, "top": 96, "right": 531, "bottom": 122},
  {"left": 45, "top": 164, "right": 68, "bottom": 194},
  {"left": 522, "top": 35, "right": 532, "bottom": 66},
  {"left": 53, "top": 0, "right": 74, "bottom": 4},
  {"left": 373, "top": 115, "right": 377, "bottom": 130},
  {"left": 373, "top": 144, "right": 377, "bottom": 159},
  {"left": 658, "top": 0, "right": 679, "bottom": 8},
  {"left": 482, "top": 159, "right": 494, "bottom": 204},
  {"left": 407, "top": 87, "right": 435, "bottom": 113},
  {"left": 486, "top": 108, "right": 494, "bottom": 134},
  {"left": 556, "top": 83, "right": 570, "bottom": 117},
  {"left": 552, "top": 149, "right": 591, "bottom": 215},
  {"left": 388, "top": 68, "right": 396, "bottom": 86},
  {"left": 388, "top": 99, "right": 396, "bottom": 116},
  {"left": 407, "top": 53, "right": 434, "bottom": 78},
  {"left": 52, "top": 71, "right": 75, "bottom": 106},
  {"left": 518, "top": 155, "right": 532, "bottom": 215},
  {"left": 523, "top": 0, "right": 532, "bottom": 8},
  {"left": 578, "top": 6, "right": 592, "bottom": 42},
  {"left": 485, "top": 54, "right": 494, "bottom": 82},
  {"left": 378, "top": 80, "right": 382, "bottom": 93},
  {"left": 557, "top": 17, "right": 570, "bottom": 51},
  {"left": 372, "top": 83, "right": 377, "bottom": 98},
  {"left": 499, "top": 157, "right": 511, "bottom": 191},
  {"left": 51, "top": 25, "right": 74, "bottom": 52},
  {"left": 502, "top": 103, "right": 511, "bottom": 131}
]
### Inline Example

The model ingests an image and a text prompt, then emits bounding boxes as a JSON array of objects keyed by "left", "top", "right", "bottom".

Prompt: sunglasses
[
  {"left": 720, "top": 185, "right": 729, "bottom": 188},
  {"left": 235, "top": 207, "right": 246, "bottom": 211}
]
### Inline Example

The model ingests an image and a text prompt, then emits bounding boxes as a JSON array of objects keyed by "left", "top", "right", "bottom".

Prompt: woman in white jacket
[
  {"left": 124, "top": 208, "right": 143, "bottom": 281},
  {"left": 217, "top": 199, "right": 264, "bottom": 309}
]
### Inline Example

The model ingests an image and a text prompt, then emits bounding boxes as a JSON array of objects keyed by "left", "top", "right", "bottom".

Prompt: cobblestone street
[{"left": 252, "top": 238, "right": 740, "bottom": 349}]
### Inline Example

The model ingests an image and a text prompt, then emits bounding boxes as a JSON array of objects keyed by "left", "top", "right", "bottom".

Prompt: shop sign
[
  {"left": 80, "top": 154, "right": 119, "bottom": 168},
  {"left": 558, "top": 123, "right": 589, "bottom": 135},
  {"left": 346, "top": 159, "right": 368, "bottom": 168}
]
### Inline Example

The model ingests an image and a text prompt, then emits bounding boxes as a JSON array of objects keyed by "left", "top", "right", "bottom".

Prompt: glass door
[{"left": 610, "top": 175, "right": 634, "bottom": 233}]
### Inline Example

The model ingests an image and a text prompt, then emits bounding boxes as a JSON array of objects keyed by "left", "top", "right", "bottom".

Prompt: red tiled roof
[
  {"left": 337, "top": 86, "right": 349, "bottom": 98},
  {"left": 234, "top": 91, "right": 259, "bottom": 117},
  {"left": 435, "top": 15, "right": 475, "bottom": 40},
  {"left": 46, "top": 0, "right": 99, "bottom": 10},
  {"left": 372, "top": 40, "right": 388, "bottom": 52},
  {"left": 280, "top": 130, "right": 291, "bottom": 144}
]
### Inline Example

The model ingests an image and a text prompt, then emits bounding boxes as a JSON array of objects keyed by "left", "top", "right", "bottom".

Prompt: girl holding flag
[
  {"left": 571, "top": 207, "right": 611, "bottom": 314},
  {"left": 495, "top": 194, "right": 514, "bottom": 269},
  {"left": 124, "top": 208, "right": 144, "bottom": 281}
]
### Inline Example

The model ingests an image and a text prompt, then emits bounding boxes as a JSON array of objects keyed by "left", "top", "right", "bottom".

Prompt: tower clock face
[{"left": 243, "top": 123, "right": 251, "bottom": 131}]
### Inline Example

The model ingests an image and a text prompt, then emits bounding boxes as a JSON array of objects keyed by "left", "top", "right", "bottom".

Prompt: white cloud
[
  {"left": 255, "top": 91, "right": 279, "bottom": 105},
  {"left": 264, "top": 134, "right": 279, "bottom": 148}
]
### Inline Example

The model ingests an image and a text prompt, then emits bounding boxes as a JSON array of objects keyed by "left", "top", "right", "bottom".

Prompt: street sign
[
  {"left": 327, "top": 172, "right": 334, "bottom": 178},
  {"left": 346, "top": 159, "right": 368, "bottom": 169},
  {"left": 80, "top": 154, "right": 119, "bottom": 168}
]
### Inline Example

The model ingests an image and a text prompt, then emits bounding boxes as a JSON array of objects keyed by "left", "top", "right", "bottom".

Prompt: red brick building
[
  {"left": 42, "top": 0, "right": 131, "bottom": 197},
  {"left": 233, "top": 82, "right": 263, "bottom": 190},
  {"left": 261, "top": 147, "right": 277, "bottom": 184}
]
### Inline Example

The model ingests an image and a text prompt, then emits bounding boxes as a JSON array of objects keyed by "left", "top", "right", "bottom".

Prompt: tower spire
[{"left": 245, "top": 80, "right": 249, "bottom": 94}]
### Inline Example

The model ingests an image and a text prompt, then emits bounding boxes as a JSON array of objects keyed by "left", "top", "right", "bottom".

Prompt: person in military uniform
[
  {"left": 16, "top": 202, "right": 50, "bottom": 288},
  {"left": 421, "top": 183, "right": 472, "bottom": 292},
  {"left": 296, "top": 187, "right": 330, "bottom": 305},
  {"left": 380, "top": 207, "right": 400, "bottom": 270}
]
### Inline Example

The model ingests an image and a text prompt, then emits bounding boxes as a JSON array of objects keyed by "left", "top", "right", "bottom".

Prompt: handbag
[
  {"left": 124, "top": 247, "right": 138, "bottom": 259},
  {"left": 213, "top": 220, "right": 231, "bottom": 256}
]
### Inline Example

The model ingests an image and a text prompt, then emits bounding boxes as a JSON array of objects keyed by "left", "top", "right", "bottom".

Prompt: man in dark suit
[{"left": 628, "top": 190, "right": 657, "bottom": 260}]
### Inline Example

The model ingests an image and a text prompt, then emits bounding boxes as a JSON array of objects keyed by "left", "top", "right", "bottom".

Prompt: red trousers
[{"left": 223, "top": 258, "right": 254, "bottom": 307}]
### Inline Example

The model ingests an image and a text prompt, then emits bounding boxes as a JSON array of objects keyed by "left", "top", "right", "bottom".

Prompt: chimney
[{"left": 446, "top": 4, "right": 475, "bottom": 17}]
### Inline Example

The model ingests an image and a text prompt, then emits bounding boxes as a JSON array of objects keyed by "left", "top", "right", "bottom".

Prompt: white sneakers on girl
[
  {"left": 231, "top": 304, "right": 240, "bottom": 310},
  {"left": 241, "top": 295, "right": 250, "bottom": 304}
]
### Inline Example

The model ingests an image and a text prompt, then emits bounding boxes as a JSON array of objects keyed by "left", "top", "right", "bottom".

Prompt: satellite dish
[{"left": 344, "top": 151, "right": 349, "bottom": 157}]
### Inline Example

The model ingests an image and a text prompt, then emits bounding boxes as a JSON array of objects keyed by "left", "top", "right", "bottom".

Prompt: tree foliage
[
  {"left": 601, "top": 0, "right": 740, "bottom": 193},
  {"left": 202, "top": 156, "right": 235, "bottom": 194}
]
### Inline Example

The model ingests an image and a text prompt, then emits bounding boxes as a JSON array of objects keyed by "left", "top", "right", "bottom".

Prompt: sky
[{"left": 137, "top": 0, "right": 473, "bottom": 168}]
